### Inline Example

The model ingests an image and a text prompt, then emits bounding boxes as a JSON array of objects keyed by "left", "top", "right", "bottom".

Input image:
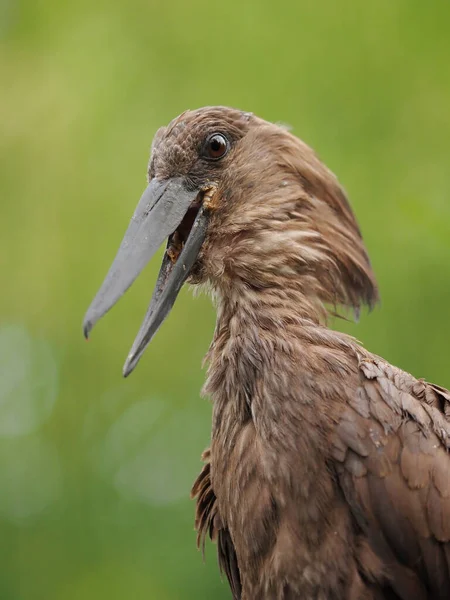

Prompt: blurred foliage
[{"left": 1, "top": 0, "right": 450, "bottom": 598}]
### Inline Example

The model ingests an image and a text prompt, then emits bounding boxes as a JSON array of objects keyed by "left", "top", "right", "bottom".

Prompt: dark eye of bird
[{"left": 204, "top": 133, "right": 229, "bottom": 160}]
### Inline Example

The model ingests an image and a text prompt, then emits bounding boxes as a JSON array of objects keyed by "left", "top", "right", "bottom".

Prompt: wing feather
[
  {"left": 191, "top": 448, "right": 242, "bottom": 600},
  {"left": 334, "top": 355, "right": 450, "bottom": 598}
]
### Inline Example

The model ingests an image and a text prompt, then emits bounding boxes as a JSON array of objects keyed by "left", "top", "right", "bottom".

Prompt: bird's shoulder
[
  {"left": 331, "top": 351, "right": 450, "bottom": 466},
  {"left": 331, "top": 352, "right": 450, "bottom": 598}
]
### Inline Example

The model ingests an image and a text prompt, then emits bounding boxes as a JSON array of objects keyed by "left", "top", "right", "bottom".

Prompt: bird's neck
[
  {"left": 213, "top": 281, "right": 325, "bottom": 333},
  {"left": 203, "top": 282, "right": 348, "bottom": 434}
]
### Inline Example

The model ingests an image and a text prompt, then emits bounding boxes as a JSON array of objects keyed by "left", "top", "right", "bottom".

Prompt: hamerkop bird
[{"left": 84, "top": 107, "right": 450, "bottom": 599}]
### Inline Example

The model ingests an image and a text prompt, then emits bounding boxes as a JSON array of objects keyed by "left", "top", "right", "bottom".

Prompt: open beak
[{"left": 83, "top": 176, "right": 210, "bottom": 376}]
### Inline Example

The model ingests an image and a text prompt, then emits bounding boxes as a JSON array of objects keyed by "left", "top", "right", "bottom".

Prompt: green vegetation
[{"left": 1, "top": 1, "right": 449, "bottom": 598}]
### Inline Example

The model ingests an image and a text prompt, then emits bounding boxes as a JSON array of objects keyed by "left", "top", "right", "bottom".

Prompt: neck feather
[{"left": 203, "top": 281, "right": 358, "bottom": 417}]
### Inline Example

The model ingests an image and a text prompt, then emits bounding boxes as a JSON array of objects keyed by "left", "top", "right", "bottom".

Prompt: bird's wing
[
  {"left": 191, "top": 449, "right": 242, "bottom": 599},
  {"left": 332, "top": 356, "right": 450, "bottom": 600}
]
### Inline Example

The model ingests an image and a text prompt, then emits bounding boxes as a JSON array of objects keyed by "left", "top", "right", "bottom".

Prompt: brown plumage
[{"left": 85, "top": 107, "right": 450, "bottom": 600}]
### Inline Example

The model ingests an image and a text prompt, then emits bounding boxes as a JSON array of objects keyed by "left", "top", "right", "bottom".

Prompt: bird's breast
[{"left": 209, "top": 401, "right": 363, "bottom": 599}]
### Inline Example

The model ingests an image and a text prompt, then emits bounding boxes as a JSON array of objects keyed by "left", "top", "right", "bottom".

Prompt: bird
[{"left": 83, "top": 106, "right": 450, "bottom": 600}]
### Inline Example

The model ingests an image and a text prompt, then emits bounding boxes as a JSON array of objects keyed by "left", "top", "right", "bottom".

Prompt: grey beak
[{"left": 83, "top": 176, "right": 209, "bottom": 375}]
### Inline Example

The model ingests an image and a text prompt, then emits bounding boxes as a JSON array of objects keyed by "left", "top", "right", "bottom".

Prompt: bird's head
[{"left": 83, "top": 106, "right": 378, "bottom": 375}]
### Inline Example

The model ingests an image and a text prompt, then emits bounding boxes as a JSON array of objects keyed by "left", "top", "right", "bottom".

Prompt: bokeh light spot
[
  {"left": 94, "top": 397, "right": 207, "bottom": 506},
  {"left": 0, "top": 324, "right": 58, "bottom": 437},
  {"left": 0, "top": 435, "right": 62, "bottom": 523}
]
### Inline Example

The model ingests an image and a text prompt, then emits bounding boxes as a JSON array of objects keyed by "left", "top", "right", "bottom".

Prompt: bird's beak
[{"left": 83, "top": 176, "right": 211, "bottom": 376}]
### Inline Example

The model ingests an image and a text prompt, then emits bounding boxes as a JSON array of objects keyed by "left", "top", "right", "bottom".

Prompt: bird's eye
[{"left": 204, "top": 133, "right": 229, "bottom": 160}]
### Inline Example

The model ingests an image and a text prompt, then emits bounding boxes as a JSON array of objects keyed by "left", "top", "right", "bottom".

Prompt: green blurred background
[{"left": 1, "top": 0, "right": 450, "bottom": 598}]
